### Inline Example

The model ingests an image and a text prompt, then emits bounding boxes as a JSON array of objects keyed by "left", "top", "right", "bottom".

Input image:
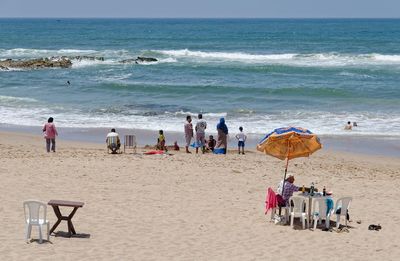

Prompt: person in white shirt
[
  {"left": 235, "top": 126, "right": 247, "bottom": 155},
  {"left": 106, "top": 128, "right": 121, "bottom": 154},
  {"left": 195, "top": 113, "right": 207, "bottom": 154}
]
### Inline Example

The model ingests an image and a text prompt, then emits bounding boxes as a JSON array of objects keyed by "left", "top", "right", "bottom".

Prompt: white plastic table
[{"left": 296, "top": 192, "right": 332, "bottom": 228}]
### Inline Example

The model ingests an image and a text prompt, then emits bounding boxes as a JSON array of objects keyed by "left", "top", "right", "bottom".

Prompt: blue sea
[{"left": 1, "top": 19, "right": 400, "bottom": 137}]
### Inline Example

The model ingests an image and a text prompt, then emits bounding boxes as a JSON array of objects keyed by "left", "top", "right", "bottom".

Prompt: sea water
[{"left": 1, "top": 19, "right": 400, "bottom": 137}]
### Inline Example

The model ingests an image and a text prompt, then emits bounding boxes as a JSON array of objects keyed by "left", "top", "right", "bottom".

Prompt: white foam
[
  {"left": 156, "top": 49, "right": 296, "bottom": 62},
  {"left": 0, "top": 48, "right": 99, "bottom": 58},
  {"left": 71, "top": 59, "right": 116, "bottom": 68},
  {"left": 1, "top": 104, "right": 399, "bottom": 137},
  {"left": 373, "top": 54, "right": 400, "bottom": 62},
  {"left": 151, "top": 49, "right": 400, "bottom": 67},
  {"left": 0, "top": 95, "right": 38, "bottom": 103}
]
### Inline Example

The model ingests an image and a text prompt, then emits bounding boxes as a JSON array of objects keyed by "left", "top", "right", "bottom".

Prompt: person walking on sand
[
  {"left": 195, "top": 113, "right": 207, "bottom": 154},
  {"left": 184, "top": 115, "right": 194, "bottom": 153},
  {"left": 235, "top": 126, "right": 247, "bottom": 155},
  {"left": 216, "top": 118, "right": 228, "bottom": 154},
  {"left": 43, "top": 117, "right": 58, "bottom": 152}
]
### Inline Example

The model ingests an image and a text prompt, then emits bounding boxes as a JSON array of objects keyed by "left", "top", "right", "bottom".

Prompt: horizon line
[{"left": 1, "top": 17, "right": 400, "bottom": 19}]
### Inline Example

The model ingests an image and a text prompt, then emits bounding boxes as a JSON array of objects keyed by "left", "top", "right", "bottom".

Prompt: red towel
[{"left": 265, "top": 187, "right": 278, "bottom": 215}]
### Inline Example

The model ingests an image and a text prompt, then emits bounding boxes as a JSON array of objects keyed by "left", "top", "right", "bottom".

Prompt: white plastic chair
[
  {"left": 289, "top": 196, "right": 307, "bottom": 229},
  {"left": 23, "top": 200, "right": 50, "bottom": 243},
  {"left": 334, "top": 197, "right": 352, "bottom": 229},
  {"left": 312, "top": 198, "right": 332, "bottom": 230}
]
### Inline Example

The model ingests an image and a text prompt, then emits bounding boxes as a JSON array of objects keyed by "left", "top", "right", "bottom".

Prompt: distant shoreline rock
[
  {"left": 0, "top": 55, "right": 158, "bottom": 70},
  {"left": 0, "top": 57, "right": 72, "bottom": 70},
  {"left": 120, "top": 56, "right": 158, "bottom": 64}
]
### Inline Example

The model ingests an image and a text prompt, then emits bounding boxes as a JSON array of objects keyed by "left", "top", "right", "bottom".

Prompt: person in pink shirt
[{"left": 43, "top": 117, "right": 58, "bottom": 152}]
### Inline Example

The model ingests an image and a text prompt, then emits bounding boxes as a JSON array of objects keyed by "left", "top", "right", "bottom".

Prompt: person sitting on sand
[
  {"left": 173, "top": 141, "right": 180, "bottom": 151},
  {"left": 207, "top": 135, "right": 216, "bottom": 152},
  {"left": 344, "top": 121, "right": 352, "bottom": 130},
  {"left": 157, "top": 130, "right": 168, "bottom": 151},
  {"left": 106, "top": 128, "right": 121, "bottom": 154}
]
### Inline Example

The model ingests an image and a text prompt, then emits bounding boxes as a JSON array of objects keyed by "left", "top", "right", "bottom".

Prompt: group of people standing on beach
[
  {"left": 179, "top": 114, "right": 247, "bottom": 155},
  {"left": 42, "top": 115, "right": 247, "bottom": 155}
]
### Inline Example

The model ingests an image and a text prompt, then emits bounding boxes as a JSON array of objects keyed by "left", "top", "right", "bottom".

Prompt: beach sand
[{"left": 1, "top": 131, "right": 399, "bottom": 260}]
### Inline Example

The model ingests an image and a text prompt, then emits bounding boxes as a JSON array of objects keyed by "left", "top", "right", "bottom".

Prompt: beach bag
[
  {"left": 190, "top": 142, "right": 199, "bottom": 148},
  {"left": 213, "top": 148, "right": 226, "bottom": 154}
]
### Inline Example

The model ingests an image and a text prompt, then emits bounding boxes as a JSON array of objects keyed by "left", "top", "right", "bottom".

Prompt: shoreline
[{"left": 1, "top": 123, "right": 399, "bottom": 157}]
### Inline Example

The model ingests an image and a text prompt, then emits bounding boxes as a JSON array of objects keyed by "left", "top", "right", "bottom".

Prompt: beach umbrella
[{"left": 257, "top": 127, "right": 322, "bottom": 195}]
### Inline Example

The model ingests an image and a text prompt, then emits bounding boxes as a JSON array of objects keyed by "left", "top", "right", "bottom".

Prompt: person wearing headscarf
[{"left": 216, "top": 118, "right": 228, "bottom": 154}]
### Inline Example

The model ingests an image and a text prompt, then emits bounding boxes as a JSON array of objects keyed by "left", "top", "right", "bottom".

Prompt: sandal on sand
[
  {"left": 368, "top": 224, "right": 382, "bottom": 231},
  {"left": 336, "top": 227, "right": 349, "bottom": 233}
]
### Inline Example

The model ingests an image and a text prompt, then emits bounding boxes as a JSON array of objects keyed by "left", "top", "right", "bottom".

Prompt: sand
[{"left": 1, "top": 131, "right": 400, "bottom": 261}]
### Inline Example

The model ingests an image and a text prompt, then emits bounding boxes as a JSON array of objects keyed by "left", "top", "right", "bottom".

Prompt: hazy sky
[{"left": 0, "top": 0, "right": 399, "bottom": 18}]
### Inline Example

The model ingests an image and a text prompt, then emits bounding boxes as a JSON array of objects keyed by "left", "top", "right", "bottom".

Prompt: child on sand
[
  {"left": 235, "top": 126, "right": 247, "bottom": 155},
  {"left": 157, "top": 130, "right": 168, "bottom": 151},
  {"left": 173, "top": 141, "right": 180, "bottom": 151},
  {"left": 207, "top": 135, "right": 216, "bottom": 152}
]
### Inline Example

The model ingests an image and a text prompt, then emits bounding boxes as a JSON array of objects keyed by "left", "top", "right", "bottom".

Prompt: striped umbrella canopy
[
  {"left": 257, "top": 127, "right": 322, "bottom": 160},
  {"left": 257, "top": 127, "right": 322, "bottom": 201}
]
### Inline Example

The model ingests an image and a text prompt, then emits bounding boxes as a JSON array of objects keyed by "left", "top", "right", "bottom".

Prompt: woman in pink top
[{"left": 43, "top": 117, "right": 58, "bottom": 152}]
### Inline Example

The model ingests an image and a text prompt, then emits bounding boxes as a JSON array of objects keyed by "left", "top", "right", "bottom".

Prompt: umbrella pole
[{"left": 279, "top": 157, "right": 289, "bottom": 215}]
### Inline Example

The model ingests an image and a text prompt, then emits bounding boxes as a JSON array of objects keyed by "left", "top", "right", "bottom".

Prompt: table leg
[
  {"left": 67, "top": 207, "right": 79, "bottom": 236},
  {"left": 49, "top": 206, "right": 62, "bottom": 235},
  {"left": 308, "top": 197, "right": 312, "bottom": 228}
]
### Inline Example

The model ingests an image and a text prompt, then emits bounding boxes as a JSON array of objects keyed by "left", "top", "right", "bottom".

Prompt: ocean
[{"left": 1, "top": 19, "right": 400, "bottom": 139}]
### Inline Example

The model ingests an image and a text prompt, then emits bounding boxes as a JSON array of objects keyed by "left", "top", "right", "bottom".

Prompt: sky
[{"left": 0, "top": 0, "right": 399, "bottom": 18}]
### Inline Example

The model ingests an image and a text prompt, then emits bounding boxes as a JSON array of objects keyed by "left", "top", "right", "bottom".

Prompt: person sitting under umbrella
[{"left": 277, "top": 175, "right": 315, "bottom": 206}]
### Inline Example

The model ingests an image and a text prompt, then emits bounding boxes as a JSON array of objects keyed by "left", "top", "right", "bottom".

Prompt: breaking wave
[{"left": 151, "top": 49, "right": 400, "bottom": 67}]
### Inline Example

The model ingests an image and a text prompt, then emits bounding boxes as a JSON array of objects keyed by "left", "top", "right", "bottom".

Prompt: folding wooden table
[{"left": 48, "top": 200, "right": 85, "bottom": 237}]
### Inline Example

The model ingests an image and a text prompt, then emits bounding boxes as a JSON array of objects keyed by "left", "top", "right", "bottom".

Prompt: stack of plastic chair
[
  {"left": 23, "top": 200, "right": 50, "bottom": 243},
  {"left": 289, "top": 196, "right": 307, "bottom": 229}
]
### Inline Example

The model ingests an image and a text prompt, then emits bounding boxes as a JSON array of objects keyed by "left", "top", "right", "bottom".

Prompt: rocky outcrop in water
[
  {"left": 0, "top": 65, "right": 9, "bottom": 70},
  {"left": 0, "top": 55, "right": 158, "bottom": 70},
  {"left": 69, "top": 56, "right": 105, "bottom": 61},
  {"left": 0, "top": 57, "right": 72, "bottom": 70},
  {"left": 120, "top": 56, "right": 158, "bottom": 64}
]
